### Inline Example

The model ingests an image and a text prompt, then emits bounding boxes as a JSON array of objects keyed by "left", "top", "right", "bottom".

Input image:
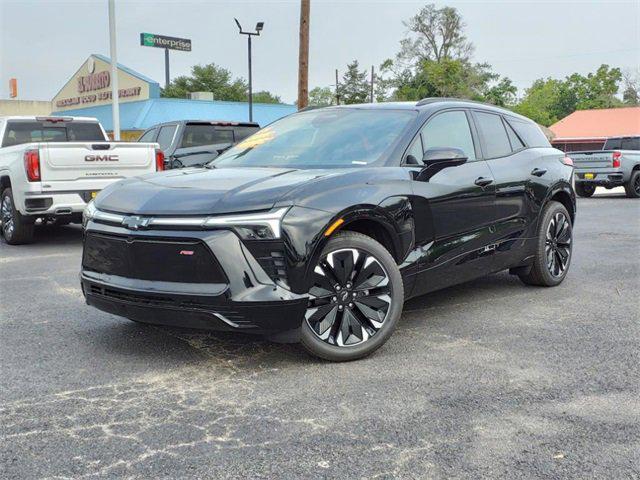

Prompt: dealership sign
[
  {"left": 52, "top": 55, "right": 159, "bottom": 111},
  {"left": 140, "top": 33, "right": 192, "bottom": 52}
]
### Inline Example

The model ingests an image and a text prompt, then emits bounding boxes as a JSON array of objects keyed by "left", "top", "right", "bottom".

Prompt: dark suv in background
[
  {"left": 138, "top": 120, "right": 260, "bottom": 169},
  {"left": 83, "top": 99, "right": 575, "bottom": 361}
]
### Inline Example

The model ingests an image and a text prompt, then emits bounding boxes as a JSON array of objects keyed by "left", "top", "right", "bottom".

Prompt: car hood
[{"left": 94, "top": 167, "right": 337, "bottom": 215}]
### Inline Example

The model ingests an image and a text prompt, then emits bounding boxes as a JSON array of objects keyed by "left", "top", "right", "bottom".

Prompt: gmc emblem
[{"left": 85, "top": 154, "right": 119, "bottom": 162}]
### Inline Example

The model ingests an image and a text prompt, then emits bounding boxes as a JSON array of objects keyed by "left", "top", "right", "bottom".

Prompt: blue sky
[{"left": 1, "top": 0, "right": 638, "bottom": 103}]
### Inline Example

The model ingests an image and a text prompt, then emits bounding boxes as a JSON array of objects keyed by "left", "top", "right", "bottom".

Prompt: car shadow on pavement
[
  {"left": 92, "top": 271, "right": 524, "bottom": 367},
  {"left": 32, "top": 223, "right": 84, "bottom": 245}
]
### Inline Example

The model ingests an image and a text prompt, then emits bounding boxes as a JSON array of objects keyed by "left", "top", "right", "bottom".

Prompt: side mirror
[
  {"left": 416, "top": 147, "right": 468, "bottom": 182},
  {"left": 422, "top": 147, "right": 468, "bottom": 165}
]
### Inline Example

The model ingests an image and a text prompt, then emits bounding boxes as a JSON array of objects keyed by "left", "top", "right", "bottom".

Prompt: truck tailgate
[
  {"left": 570, "top": 151, "right": 613, "bottom": 170},
  {"left": 40, "top": 142, "right": 156, "bottom": 183}
]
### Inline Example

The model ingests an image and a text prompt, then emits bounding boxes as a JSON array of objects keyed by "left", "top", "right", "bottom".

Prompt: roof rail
[
  {"left": 415, "top": 97, "right": 468, "bottom": 106},
  {"left": 298, "top": 105, "right": 326, "bottom": 112}
]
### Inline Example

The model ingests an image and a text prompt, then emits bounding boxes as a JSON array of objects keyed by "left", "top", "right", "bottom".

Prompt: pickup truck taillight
[
  {"left": 24, "top": 149, "right": 41, "bottom": 182},
  {"left": 155, "top": 149, "right": 165, "bottom": 171},
  {"left": 612, "top": 151, "right": 621, "bottom": 168},
  {"left": 561, "top": 156, "right": 573, "bottom": 166}
]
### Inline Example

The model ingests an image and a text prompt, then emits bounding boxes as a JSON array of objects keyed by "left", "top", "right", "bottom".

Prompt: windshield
[{"left": 211, "top": 108, "right": 416, "bottom": 169}]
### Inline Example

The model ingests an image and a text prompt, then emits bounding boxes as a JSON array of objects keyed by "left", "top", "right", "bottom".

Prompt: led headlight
[
  {"left": 82, "top": 201, "right": 97, "bottom": 228},
  {"left": 202, "top": 207, "right": 289, "bottom": 240}
]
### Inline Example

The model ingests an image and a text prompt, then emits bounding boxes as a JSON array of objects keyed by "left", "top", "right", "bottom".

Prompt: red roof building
[{"left": 549, "top": 107, "right": 640, "bottom": 152}]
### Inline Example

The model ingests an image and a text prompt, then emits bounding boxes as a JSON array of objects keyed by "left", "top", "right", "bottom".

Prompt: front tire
[
  {"left": 575, "top": 182, "right": 595, "bottom": 198},
  {"left": 624, "top": 170, "right": 640, "bottom": 198},
  {"left": 1, "top": 188, "right": 35, "bottom": 245},
  {"left": 519, "top": 201, "right": 572, "bottom": 287},
  {"left": 301, "top": 231, "right": 404, "bottom": 361}
]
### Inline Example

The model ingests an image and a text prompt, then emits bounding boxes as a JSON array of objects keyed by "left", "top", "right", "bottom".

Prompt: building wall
[
  {"left": 0, "top": 100, "right": 52, "bottom": 116},
  {"left": 52, "top": 55, "right": 158, "bottom": 112}
]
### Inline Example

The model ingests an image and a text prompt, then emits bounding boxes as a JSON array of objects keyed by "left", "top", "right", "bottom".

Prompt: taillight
[
  {"left": 561, "top": 156, "right": 573, "bottom": 166},
  {"left": 155, "top": 149, "right": 165, "bottom": 171},
  {"left": 612, "top": 151, "right": 621, "bottom": 168},
  {"left": 24, "top": 149, "right": 41, "bottom": 181}
]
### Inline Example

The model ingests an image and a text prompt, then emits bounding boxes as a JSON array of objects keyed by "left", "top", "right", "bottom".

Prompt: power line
[{"left": 489, "top": 47, "right": 640, "bottom": 64}]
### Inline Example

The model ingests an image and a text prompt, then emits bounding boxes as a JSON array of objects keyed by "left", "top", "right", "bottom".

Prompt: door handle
[
  {"left": 474, "top": 177, "right": 493, "bottom": 187},
  {"left": 531, "top": 168, "right": 547, "bottom": 177}
]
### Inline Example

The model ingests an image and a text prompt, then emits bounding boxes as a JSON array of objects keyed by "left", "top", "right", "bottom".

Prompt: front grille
[{"left": 83, "top": 232, "right": 226, "bottom": 284}]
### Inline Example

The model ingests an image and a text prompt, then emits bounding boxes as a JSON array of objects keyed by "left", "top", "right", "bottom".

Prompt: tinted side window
[
  {"left": 474, "top": 112, "right": 512, "bottom": 158},
  {"left": 506, "top": 118, "right": 550, "bottom": 148},
  {"left": 156, "top": 125, "right": 177, "bottom": 151},
  {"left": 620, "top": 137, "right": 640, "bottom": 150},
  {"left": 181, "top": 125, "right": 234, "bottom": 148},
  {"left": 138, "top": 128, "right": 157, "bottom": 143},
  {"left": 504, "top": 120, "right": 525, "bottom": 151},
  {"left": 603, "top": 138, "right": 621, "bottom": 149},
  {"left": 421, "top": 111, "right": 476, "bottom": 160}
]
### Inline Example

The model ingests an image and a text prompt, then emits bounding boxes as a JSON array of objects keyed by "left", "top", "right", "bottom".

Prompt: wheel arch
[
  {"left": 0, "top": 175, "right": 11, "bottom": 196},
  {"left": 545, "top": 182, "right": 576, "bottom": 224},
  {"left": 288, "top": 202, "right": 411, "bottom": 295}
]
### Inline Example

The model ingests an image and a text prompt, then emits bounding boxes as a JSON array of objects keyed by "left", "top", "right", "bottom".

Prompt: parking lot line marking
[{"left": 0, "top": 252, "right": 78, "bottom": 264}]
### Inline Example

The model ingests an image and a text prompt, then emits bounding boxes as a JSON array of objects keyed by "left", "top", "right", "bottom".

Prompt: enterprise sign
[{"left": 140, "top": 33, "right": 192, "bottom": 52}]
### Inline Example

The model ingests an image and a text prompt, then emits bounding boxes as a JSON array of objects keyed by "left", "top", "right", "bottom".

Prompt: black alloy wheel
[
  {"left": 625, "top": 170, "right": 640, "bottom": 198},
  {"left": 545, "top": 212, "right": 572, "bottom": 278},
  {"left": 1, "top": 192, "right": 14, "bottom": 240},
  {"left": 0, "top": 188, "right": 35, "bottom": 245},
  {"left": 301, "top": 232, "right": 403, "bottom": 361},
  {"left": 518, "top": 201, "right": 572, "bottom": 287}
]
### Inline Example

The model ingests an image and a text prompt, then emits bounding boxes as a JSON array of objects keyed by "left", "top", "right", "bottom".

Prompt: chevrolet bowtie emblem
[{"left": 122, "top": 215, "right": 151, "bottom": 230}]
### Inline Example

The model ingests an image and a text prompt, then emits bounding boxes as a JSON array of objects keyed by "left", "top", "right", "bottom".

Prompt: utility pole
[
  {"left": 297, "top": 0, "right": 310, "bottom": 109},
  {"left": 370, "top": 65, "right": 375, "bottom": 103},
  {"left": 108, "top": 0, "right": 120, "bottom": 140},
  {"left": 335, "top": 69, "right": 340, "bottom": 105}
]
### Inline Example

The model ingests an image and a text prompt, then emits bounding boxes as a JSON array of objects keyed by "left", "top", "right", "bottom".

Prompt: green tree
[
  {"left": 379, "top": 4, "right": 515, "bottom": 106},
  {"left": 513, "top": 65, "right": 624, "bottom": 126},
  {"left": 398, "top": 4, "right": 473, "bottom": 65},
  {"left": 338, "top": 60, "right": 370, "bottom": 104},
  {"left": 252, "top": 91, "right": 282, "bottom": 104},
  {"left": 484, "top": 77, "right": 517, "bottom": 107},
  {"left": 308, "top": 86, "right": 335, "bottom": 106},
  {"left": 163, "top": 63, "right": 282, "bottom": 104},
  {"left": 566, "top": 64, "right": 623, "bottom": 110},
  {"left": 162, "top": 63, "right": 247, "bottom": 100}
]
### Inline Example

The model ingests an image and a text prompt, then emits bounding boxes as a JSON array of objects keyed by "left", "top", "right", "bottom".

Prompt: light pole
[
  {"left": 108, "top": 0, "right": 120, "bottom": 140},
  {"left": 234, "top": 18, "right": 264, "bottom": 123}
]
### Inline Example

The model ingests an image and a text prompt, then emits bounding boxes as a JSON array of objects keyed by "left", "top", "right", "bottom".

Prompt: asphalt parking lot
[{"left": 1, "top": 191, "right": 638, "bottom": 479}]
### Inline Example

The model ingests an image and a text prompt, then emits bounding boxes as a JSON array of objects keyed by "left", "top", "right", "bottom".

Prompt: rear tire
[
  {"left": 300, "top": 231, "right": 404, "bottom": 361},
  {"left": 1, "top": 188, "right": 35, "bottom": 245},
  {"left": 519, "top": 201, "right": 572, "bottom": 287},
  {"left": 575, "top": 182, "right": 595, "bottom": 198},
  {"left": 624, "top": 170, "right": 640, "bottom": 198}
]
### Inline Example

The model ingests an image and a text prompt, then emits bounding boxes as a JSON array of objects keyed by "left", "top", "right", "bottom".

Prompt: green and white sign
[{"left": 140, "top": 33, "right": 191, "bottom": 52}]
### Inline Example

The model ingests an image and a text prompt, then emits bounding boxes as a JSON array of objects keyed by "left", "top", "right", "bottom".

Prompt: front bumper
[{"left": 80, "top": 222, "right": 308, "bottom": 334}]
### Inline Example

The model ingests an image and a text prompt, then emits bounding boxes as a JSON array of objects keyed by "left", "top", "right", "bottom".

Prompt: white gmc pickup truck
[{"left": 0, "top": 116, "right": 162, "bottom": 244}]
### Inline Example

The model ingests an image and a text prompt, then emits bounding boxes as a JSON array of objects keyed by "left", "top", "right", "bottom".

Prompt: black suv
[
  {"left": 138, "top": 120, "right": 260, "bottom": 169},
  {"left": 82, "top": 99, "right": 575, "bottom": 361}
]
